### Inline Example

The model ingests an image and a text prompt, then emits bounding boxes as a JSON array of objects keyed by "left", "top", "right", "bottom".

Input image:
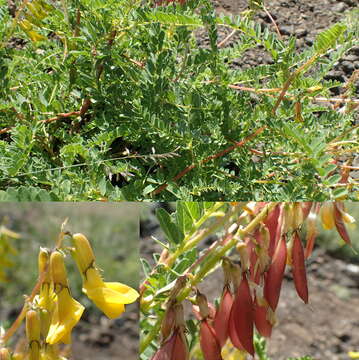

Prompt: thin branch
[
  {"left": 263, "top": 6, "right": 282, "bottom": 39},
  {"left": 151, "top": 127, "right": 265, "bottom": 196},
  {"left": 217, "top": 29, "right": 237, "bottom": 48}
]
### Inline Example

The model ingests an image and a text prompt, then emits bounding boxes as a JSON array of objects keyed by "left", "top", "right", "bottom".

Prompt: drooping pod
[
  {"left": 263, "top": 234, "right": 287, "bottom": 311},
  {"left": 151, "top": 329, "right": 188, "bottom": 360},
  {"left": 213, "top": 284, "right": 233, "bottom": 348},
  {"left": 229, "top": 271, "right": 254, "bottom": 356},
  {"left": 152, "top": 303, "right": 189, "bottom": 360},
  {"left": 253, "top": 294, "right": 273, "bottom": 338},
  {"left": 292, "top": 231, "right": 308, "bottom": 304},
  {"left": 200, "top": 319, "right": 223, "bottom": 360}
]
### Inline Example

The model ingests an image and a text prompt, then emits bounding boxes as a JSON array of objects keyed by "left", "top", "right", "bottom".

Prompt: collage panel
[
  {"left": 0, "top": 202, "right": 140, "bottom": 360},
  {"left": 140, "top": 202, "right": 359, "bottom": 360},
  {"left": 0, "top": 0, "right": 358, "bottom": 201}
]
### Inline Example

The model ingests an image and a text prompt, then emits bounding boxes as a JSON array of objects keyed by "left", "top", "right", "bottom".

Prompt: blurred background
[
  {"left": 0, "top": 202, "right": 140, "bottom": 360},
  {"left": 140, "top": 202, "right": 359, "bottom": 360}
]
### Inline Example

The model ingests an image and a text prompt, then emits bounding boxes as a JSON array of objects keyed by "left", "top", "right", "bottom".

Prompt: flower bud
[
  {"left": 26, "top": 310, "right": 41, "bottom": 360},
  {"left": 72, "top": 233, "right": 95, "bottom": 274},
  {"left": 236, "top": 242, "right": 249, "bottom": 272},
  {"left": 50, "top": 251, "right": 68, "bottom": 288},
  {"left": 195, "top": 291, "right": 210, "bottom": 320},
  {"left": 320, "top": 202, "right": 335, "bottom": 230},
  {"left": 0, "top": 348, "right": 11, "bottom": 360},
  {"left": 38, "top": 248, "right": 51, "bottom": 282}
]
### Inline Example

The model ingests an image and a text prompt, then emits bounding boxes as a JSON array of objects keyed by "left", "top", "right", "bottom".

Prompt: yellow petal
[
  {"left": 83, "top": 267, "right": 105, "bottom": 289},
  {"left": 46, "top": 290, "right": 84, "bottom": 345},
  {"left": 320, "top": 202, "right": 335, "bottom": 230},
  {"left": 83, "top": 282, "right": 139, "bottom": 319}
]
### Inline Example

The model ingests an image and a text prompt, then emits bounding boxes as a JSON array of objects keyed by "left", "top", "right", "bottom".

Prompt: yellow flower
[
  {"left": 72, "top": 233, "right": 139, "bottom": 319},
  {"left": 349, "top": 352, "right": 359, "bottom": 359},
  {"left": 320, "top": 202, "right": 335, "bottom": 230},
  {"left": 46, "top": 251, "right": 84, "bottom": 345}
]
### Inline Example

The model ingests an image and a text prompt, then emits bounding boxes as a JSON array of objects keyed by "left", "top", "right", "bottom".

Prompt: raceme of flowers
[
  {"left": 1, "top": 233, "right": 139, "bottom": 360},
  {"left": 149, "top": 202, "right": 355, "bottom": 359}
]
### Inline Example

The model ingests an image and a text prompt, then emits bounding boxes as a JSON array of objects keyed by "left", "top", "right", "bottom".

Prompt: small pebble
[
  {"left": 295, "top": 28, "right": 308, "bottom": 38},
  {"left": 324, "top": 70, "right": 345, "bottom": 82},
  {"left": 280, "top": 25, "right": 294, "bottom": 36},
  {"left": 332, "top": 2, "right": 347, "bottom": 12},
  {"left": 341, "top": 61, "right": 354, "bottom": 74},
  {"left": 343, "top": 54, "right": 359, "bottom": 62},
  {"left": 342, "top": 0, "right": 355, "bottom": 5}
]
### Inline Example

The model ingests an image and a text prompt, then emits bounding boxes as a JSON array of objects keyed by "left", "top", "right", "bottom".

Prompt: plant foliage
[{"left": 0, "top": 0, "right": 358, "bottom": 200}]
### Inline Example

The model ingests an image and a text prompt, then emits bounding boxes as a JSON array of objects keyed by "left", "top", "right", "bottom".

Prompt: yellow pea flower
[
  {"left": 349, "top": 352, "right": 359, "bottom": 359},
  {"left": 72, "top": 233, "right": 139, "bottom": 319},
  {"left": 46, "top": 251, "right": 84, "bottom": 345}
]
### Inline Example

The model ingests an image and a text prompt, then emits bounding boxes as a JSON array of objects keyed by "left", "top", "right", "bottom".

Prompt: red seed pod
[
  {"left": 334, "top": 203, "right": 351, "bottom": 246},
  {"left": 200, "top": 319, "right": 223, "bottom": 360},
  {"left": 213, "top": 284, "right": 233, "bottom": 348},
  {"left": 230, "top": 273, "right": 255, "bottom": 356},
  {"left": 263, "top": 234, "right": 287, "bottom": 311},
  {"left": 292, "top": 231, "right": 308, "bottom": 304},
  {"left": 253, "top": 295, "right": 272, "bottom": 338}
]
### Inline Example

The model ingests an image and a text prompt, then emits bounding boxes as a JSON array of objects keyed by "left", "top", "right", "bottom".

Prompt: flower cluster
[
  {"left": 1, "top": 233, "right": 139, "bottom": 360},
  {"left": 148, "top": 202, "right": 354, "bottom": 359}
]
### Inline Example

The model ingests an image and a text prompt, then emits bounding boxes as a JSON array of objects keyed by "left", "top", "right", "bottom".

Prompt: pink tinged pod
[
  {"left": 200, "top": 320, "right": 223, "bottom": 360},
  {"left": 253, "top": 296, "right": 272, "bottom": 338},
  {"left": 152, "top": 328, "right": 188, "bottom": 360},
  {"left": 213, "top": 285, "right": 233, "bottom": 348},
  {"left": 334, "top": 203, "right": 351, "bottom": 246},
  {"left": 292, "top": 232, "right": 308, "bottom": 304},
  {"left": 231, "top": 274, "right": 255, "bottom": 356},
  {"left": 228, "top": 305, "right": 245, "bottom": 351},
  {"left": 264, "top": 235, "right": 287, "bottom": 311}
]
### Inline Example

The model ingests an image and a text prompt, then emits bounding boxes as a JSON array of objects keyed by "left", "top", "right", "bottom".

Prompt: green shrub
[{"left": 0, "top": 0, "right": 358, "bottom": 200}]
